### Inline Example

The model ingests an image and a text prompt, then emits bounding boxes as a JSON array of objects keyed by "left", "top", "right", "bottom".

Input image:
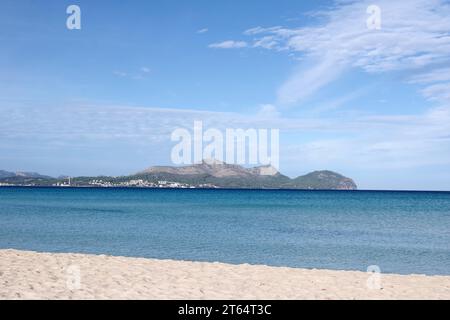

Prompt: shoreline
[
  {"left": 1, "top": 185, "right": 450, "bottom": 193},
  {"left": 1, "top": 249, "right": 449, "bottom": 300}
]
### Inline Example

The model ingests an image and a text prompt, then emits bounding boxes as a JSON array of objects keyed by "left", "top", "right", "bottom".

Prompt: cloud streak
[
  {"left": 1, "top": 102, "right": 449, "bottom": 171},
  {"left": 113, "top": 67, "right": 151, "bottom": 80},
  {"left": 197, "top": 28, "right": 208, "bottom": 34},
  {"left": 208, "top": 40, "right": 248, "bottom": 49},
  {"left": 277, "top": 55, "right": 344, "bottom": 105},
  {"left": 241, "top": 0, "right": 450, "bottom": 106}
]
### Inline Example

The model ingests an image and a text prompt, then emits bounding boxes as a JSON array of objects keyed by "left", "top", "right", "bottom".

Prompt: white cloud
[
  {"left": 282, "top": 105, "right": 450, "bottom": 172},
  {"left": 277, "top": 55, "right": 344, "bottom": 105},
  {"left": 208, "top": 40, "right": 248, "bottom": 49},
  {"left": 114, "top": 67, "right": 151, "bottom": 80},
  {"left": 241, "top": 0, "right": 450, "bottom": 106},
  {"left": 310, "top": 86, "right": 370, "bottom": 114},
  {"left": 2, "top": 100, "right": 450, "bottom": 188},
  {"left": 410, "top": 68, "right": 450, "bottom": 103},
  {"left": 197, "top": 28, "right": 208, "bottom": 34},
  {"left": 410, "top": 68, "right": 450, "bottom": 84},
  {"left": 113, "top": 71, "right": 127, "bottom": 77},
  {"left": 257, "top": 104, "right": 280, "bottom": 118},
  {"left": 253, "top": 36, "right": 279, "bottom": 50},
  {"left": 421, "top": 83, "right": 450, "bottom": 103},
  {"left": 244, "top": 26, "right": 286, "bottom": 36}
]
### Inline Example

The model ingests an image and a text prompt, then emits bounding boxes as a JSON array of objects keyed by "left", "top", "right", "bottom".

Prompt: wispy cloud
[
  {"left": 410, "top": 68, "right": 450, "bottom": 84},
  {"left": 197, "top": 28, "right": 208, "bottom": 34},
  {"left": 240, "top": 0, "right": 450, "bottom": 106},
  {"left": 277, "top": 55, "right": 344, "bottom": 105},
  {"left": 257, "top": 104, "right": 280, "bottom": 119},
  {"left": 208, "top": 40, "right": 248, "bottom": 49},
  {"left": 421, "top": 83, "right": 450, "bottom": 103},
  {"left": 113, "top": 71, "right": 128, "bottom": 77},
  {"left": 113, "top": 67, "right": 151, "bottom": 80},
  {"left": 310, "top": 86, "right": 370, "bottom": 114},
  {"left": 1, "top": 102, "right": 449, "bottom": 170},
  {"left": 410, "top": 68, "right": 450, "bottom": 103},
  {"left": 282, "top": 106, "right": 450, "bottom": 175}
]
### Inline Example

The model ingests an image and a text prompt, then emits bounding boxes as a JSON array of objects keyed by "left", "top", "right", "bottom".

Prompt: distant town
[
  {"left": 55, "top": 179, "right": 218, "bottom": 189},
  {"left": 0, "top": 178, "right": 218, "bottom": 189}
]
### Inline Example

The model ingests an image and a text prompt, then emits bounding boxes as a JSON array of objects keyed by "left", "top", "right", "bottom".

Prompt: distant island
[{"left": 0, "top": 160, "right": 357, "bottom": 190}]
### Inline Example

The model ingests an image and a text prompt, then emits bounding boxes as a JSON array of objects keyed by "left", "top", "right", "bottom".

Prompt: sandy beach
[{"left": 0, "top": 249, "right": 449, "bottom": 300}]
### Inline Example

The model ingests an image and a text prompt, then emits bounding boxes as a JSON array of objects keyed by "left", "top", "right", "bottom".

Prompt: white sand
[{"left": 0, "top": 249, "right": 449, "bottom": 300}]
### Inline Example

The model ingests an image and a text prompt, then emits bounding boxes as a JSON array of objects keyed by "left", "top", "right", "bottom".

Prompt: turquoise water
[{"left": 0, "top": 187, "right": 449, "bottom": 275}]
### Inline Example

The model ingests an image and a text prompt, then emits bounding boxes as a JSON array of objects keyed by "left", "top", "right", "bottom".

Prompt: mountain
[
  {"left": 139, "top": 159, "right": 283, "bottom": 178},
  {"left": 289, "top": 170, "right": 357, "bottom": 190},
  {"left": 0, "top": 170, "right": 15, "bottom": 179},
  {"left": 0, "top": 162, "right": 357, "bottom": 190},
  {"left": 133, "top": 161, "right": 356, "bottom": 190},
  {"left": 15, "top": 171, "right": 52, "bottom": 179},
  {"left": 0, "top": 170, "right": 55, "bottom": 186},
  {"left": 0, "top": 170, "right": 51, "bottom": 179},
  {"left": 133, "top": 160, "right": 291, "bottom": 188}
]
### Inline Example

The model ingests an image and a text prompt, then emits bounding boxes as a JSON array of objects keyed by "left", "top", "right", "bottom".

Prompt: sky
[{"left": 1, "top": 0, "right": 450, "bottom": 190}]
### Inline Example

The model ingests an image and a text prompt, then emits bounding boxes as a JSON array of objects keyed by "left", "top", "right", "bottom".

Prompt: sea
[{"left": 0, "top": 187, "right": 449, "bottom": 275}]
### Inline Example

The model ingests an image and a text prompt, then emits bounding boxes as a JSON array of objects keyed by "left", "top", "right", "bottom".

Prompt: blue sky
[{"left": 1, "top": 0, "right": 450, "bottom": 190}]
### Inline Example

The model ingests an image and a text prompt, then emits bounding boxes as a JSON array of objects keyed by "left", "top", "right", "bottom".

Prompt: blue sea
[{"left": 0, "top": 187, "right": 449, "bottom": 275}]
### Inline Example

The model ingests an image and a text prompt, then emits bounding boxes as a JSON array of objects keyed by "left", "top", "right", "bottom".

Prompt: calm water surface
[{"left": 0, "top": 187, "right": 449, "bottom": 275}]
